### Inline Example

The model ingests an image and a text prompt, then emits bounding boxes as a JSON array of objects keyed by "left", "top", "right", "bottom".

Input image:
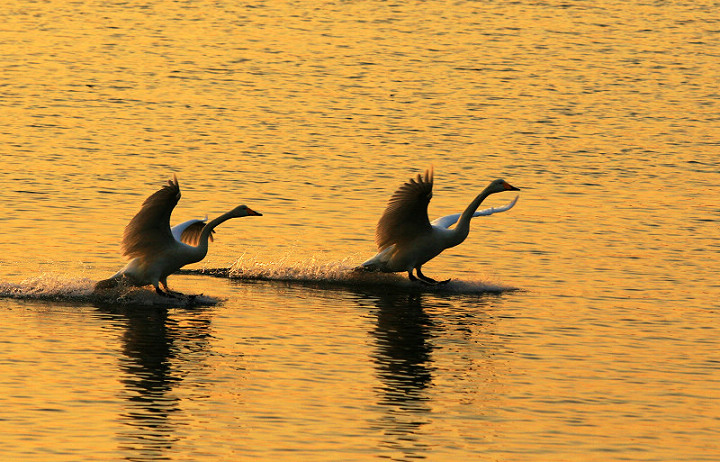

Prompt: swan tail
[
  {"left": 93, "top": 270, "right": 141, "bottom": 292},
  {"left": 94, "top": 274, "right": 123, "bottom": 291},
  {"left": 354, "top": 262, "right": 379, "bottom": 273},
  {"left": 357, "top": 245, "right": 396, "bottom": 273}
]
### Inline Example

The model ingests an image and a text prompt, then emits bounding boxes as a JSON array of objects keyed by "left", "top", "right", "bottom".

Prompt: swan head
[
  {"left": 488, "top": 179, "right": 520, "bottom": 194},
  {"left": 231, "top": 205, "right": 263, "bottom": 217}
]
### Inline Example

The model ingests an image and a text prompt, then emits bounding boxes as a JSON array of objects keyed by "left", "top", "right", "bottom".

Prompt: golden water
[{"left": 1, "top": 1, "right": 719, "bottom": 460}]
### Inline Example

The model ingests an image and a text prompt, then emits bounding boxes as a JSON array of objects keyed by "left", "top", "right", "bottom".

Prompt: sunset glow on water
[{"left": 1, "top": 1, "right": 718, "bottom": 460}]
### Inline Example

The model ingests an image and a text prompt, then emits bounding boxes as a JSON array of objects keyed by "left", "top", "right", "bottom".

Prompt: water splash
[
  {"left": 0, "top": 273, "right": 218, "bottom": 307},
  {"left": 228, "top": 254, "right": 359, "bottom": 282},
  {"left": 193, "top": 254, "right": 519, "bottom": 294},
  {"left": 0, "top": 273, "right": 94, "bottom": 299}
]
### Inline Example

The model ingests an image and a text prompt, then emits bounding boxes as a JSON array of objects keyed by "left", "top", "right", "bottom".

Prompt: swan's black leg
[
  {"left": 155, "top": 285, "right": 172, "bottom": 297},
  {"left": 155, "top": 282, "right": 180, "bottom": 298},
  {"left": 416, "top": 267, "right": 450, "bottom": 285},
  {"left": 416, "top": 267, "right": 437, "bottom": 284},
  {"left": 408, "top": 270, "right": 418, "bottom": 281},
  {"left": 160, "top": 279, "right": 184, "bottom": 298}
]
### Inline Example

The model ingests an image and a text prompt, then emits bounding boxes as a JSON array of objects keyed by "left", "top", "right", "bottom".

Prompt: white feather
[{"left": 431, "top": 195, "right": 519, "bottom": 229}]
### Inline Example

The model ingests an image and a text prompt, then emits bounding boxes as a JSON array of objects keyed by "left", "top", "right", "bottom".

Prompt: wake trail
[
  {"left": 181, "top": 255, "right": 518, "bottom": 295},
  {"left": 1, "top": 257, "right": 518, "bottom": 306},
  {"left": 0, "top": 273, "right": 218, "bottom": 307}
]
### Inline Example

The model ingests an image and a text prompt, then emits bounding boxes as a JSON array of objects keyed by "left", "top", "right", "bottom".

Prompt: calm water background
[{"left": 1, "top": 0, "right": 719, "bottom": 460}]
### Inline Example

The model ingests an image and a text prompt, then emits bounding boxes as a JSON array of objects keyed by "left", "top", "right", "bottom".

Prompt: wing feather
[
  {"left": 375, "top": 168, "right": 434, "bottom": 250},
  {"left": 178, "top": 220, "right": 215, "bottom": 246},
  {"left": 430, "top": 195, "right": 519, "bottom": 229},
  {"left": 171, "top": 218, "right": 203, "bottom": 242},
  {"left": 121, "top": 175, "right": 181, "bottom": 261}
]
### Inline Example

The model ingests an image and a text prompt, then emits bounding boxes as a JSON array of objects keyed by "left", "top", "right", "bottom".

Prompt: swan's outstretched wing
[
  {"left": 171, "top": 218, "right": 215, "bottom": 246},
  {"left": 431, "top": 195, "right": 519, "bottom": 229},
  {"left": 122, "top": 175, "right": 181, "bottom": 261},
  {"left": 376, "top": 169, "right": 434, "bottom": 250}
]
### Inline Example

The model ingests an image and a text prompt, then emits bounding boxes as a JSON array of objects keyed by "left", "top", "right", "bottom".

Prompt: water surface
[{"left": 1, "top": 1, "right": 719, "bottom": 460}]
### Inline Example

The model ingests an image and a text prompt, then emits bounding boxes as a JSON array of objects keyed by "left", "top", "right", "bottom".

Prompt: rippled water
[{"left": 1, "top": 1, "right": 719, "bottom": 460}]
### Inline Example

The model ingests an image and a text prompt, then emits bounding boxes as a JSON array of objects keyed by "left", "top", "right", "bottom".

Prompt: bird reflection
[
  {"left": 95, "top": 304, "right": 212, "bottom": 461},
  {"left": 365, "top": 290, "right": 436, "bottom": 458}
]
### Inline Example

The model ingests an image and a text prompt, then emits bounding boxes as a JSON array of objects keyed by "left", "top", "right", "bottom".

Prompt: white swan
[
  {"left": 359, "top": 169, "right": 520, "bottom": 284},
  {"left": 95, "top": 175, "right": 261, "bottom": 296}
]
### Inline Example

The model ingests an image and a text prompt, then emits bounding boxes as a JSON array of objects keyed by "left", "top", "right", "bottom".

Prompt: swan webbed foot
[
  {"left": 158, "top": 280, "right": 185, "bottom": 298},
  {"left": 415, "top": 267, "right": 450, "bottom": 285},
  {"left": 155, "top": 286, "right": 172, "bottom": 297},
  {"left": 155, "top": 286, "right": 183, "bottom": 298},
  {"left": 418, "top": 277, "right": 451, "bottom": 286},
  {"left": 155, "top": 287, "right": 173, "bottom": 297}
]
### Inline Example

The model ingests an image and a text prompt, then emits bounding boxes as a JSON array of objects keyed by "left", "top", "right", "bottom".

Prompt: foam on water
[
  {"left": 0, "top": 273, "right": 218, "bottom": 307},
  {"left": 185, "top": 255, "right": 518, "bottom": 294}
]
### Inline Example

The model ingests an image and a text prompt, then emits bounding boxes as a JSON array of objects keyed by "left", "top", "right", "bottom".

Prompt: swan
[
  {"left": 359, "top": 169, "right": 520, "bottom": 284},
  {"left": 95, "top": 175, "right": 262, "bottom": 296}
]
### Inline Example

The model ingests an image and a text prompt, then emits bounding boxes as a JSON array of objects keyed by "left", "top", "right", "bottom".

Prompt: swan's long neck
[{"left": 447, "top": 186, "right": 496, "bottom": 247}]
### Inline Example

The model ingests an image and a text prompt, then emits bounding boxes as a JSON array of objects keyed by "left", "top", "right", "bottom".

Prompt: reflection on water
[
  {"left": 1, "top": 0, "right": 719, "bottom": 459},
  {"left": 373, "top": 293, "right": 435, "bottom": 405},
  {"left": 97, "top": 304, "right": 214, "bottom": 461},
  {"left": 370, "top": 291, "right": 434, "bottom": 459},
  {"left": 364, "top": 289, "right": 498, "bottom": 459}
]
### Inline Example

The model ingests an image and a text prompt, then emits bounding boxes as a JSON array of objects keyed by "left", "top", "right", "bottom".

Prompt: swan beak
[
  {"left": 503, "top": 181, "right": 520, "bottom": 191},
  {"left": 247, "top": 208, "right": 263, "bottom": 216}
]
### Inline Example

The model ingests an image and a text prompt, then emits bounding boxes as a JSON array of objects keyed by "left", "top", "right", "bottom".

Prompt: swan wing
[
  {"left": 430, "top": 213, "right": 461, "bottom": 229},
  {"left": 472, "top": 194, "right": 519, "bottom": 217},
  {"left": 171, "top": 218, "right": 215, "bottom": 246},
  {"left": 171, "top": 218, "right": 203, "bottom": 242},
  {"left": 430, "top": 195, "right": 519, "bottom": 229},
  {"left": 376, "top": 169, "right": 433, "bottom": 250},
  {"left": 122, "top": 175, "right": 181, "bottom": 261}
]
